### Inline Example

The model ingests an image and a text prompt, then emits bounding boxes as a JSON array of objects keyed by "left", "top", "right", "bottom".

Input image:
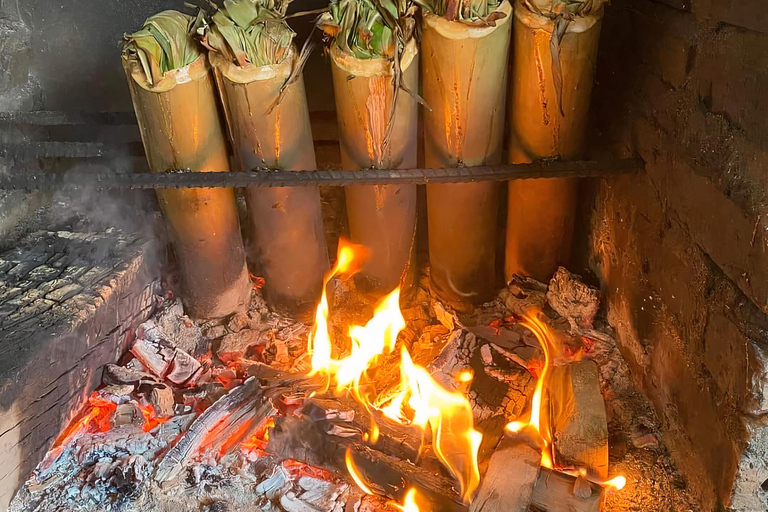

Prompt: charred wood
[
  {"left": 546, "top": 268, "right": 600, "bottom": 333},
  {"left": 305, "top": 396, "right": 423, "bottom": 462},
  {"left": 154, "top": 377, "right": 264, "bottom": 483},
  {"left": 268, "top": 416, "right": 465, "bottom": 512}
]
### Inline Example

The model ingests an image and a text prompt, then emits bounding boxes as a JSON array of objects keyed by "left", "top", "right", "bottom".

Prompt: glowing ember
[
  {"left": 137, "top": 403, "right": 170, "bottom": 432},
  {"left": 241, "top": 417, "right": 276, "bottom": 456},
  {"left": 53, "top": 392, "right": 117, "bottom": 448},
  {"left": 308, "top": 239, "right": 482, "bottom": 503},
  {"left": 282, "top": 459, "right": 332, "bottom": 481}
]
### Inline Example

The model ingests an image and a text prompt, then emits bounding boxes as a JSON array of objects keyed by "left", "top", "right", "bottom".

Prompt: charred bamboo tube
[
  {"left": 123, "top": 55, "right": 251, "bottom": 319},
  {"left": 330, "top": 41, "right": 419, "bottom": 299},
  {"left": 421, "top": 1, "right": 513, "bottom": 311},
  {"left": 210, "top": 51, "right": 329, "bottom": 320},
  {"left": 505, "top": 0, "right": 604, "bottom": 282}
]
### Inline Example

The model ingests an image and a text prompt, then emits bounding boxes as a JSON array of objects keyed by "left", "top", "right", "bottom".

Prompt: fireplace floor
[{"left": 8, "top": 269, "right": 701, "bottom": 512}]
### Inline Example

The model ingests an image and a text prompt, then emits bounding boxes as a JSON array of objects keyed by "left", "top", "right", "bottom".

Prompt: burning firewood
[
  {"left": 469, "top": 436, "right": 541, "bottom": 512},
  {"left": 547, "top": 360, "right": 609, "bottom": 480},
  {"left": 268, "top": 414, "right": 466, "bottom": 512},
  {"left": 530, "top": 467, "right": 602, "bottom": 512},
  {"left": 154, "top": 377, "right": 271, "bottom": 483},
  {"left": 305, "top": 396, "right": 423, "bottom": 462}
]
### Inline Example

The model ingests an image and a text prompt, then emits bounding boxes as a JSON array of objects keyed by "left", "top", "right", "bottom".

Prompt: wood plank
[
  {"left": 529, "top": 468, "right": 602, "bottom": 512},
  {"left": 469, "top": 436, "right": 540, "bottom": 512},
  {"left": 548, "top": 360, "right": 609, "bottom": 480}
]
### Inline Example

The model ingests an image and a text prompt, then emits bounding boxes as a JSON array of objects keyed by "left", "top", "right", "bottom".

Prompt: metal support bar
[{"left": 0, "top": 158, "right": 642, "bottom": 191}]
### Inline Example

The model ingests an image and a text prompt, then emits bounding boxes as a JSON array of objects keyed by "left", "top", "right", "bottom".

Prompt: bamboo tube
[
  {"left": 123, "top": 55, "right": 252, "bottom": 319},
  {"left": 421, "top": 1, "right": 512, "bottom": 311},
  {"left": 330, "top": 40, "right": 419, "bottom": 299},
  {"left": 210, "top": 51, "right": 329, "bottom": 320},
  {"left": 505, "top": 1, "right": 604, "bottom": 283}
]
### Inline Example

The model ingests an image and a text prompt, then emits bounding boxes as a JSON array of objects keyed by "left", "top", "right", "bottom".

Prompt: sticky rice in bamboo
[
  {"left": 123, "top": 11, "right": 251, "bottom": 319},
  {"left": 419, "top": 0, "right": 512, "bottom": 311},
  {"left": 505, "top": 0, "right": 605, "bottom": 282},
  {"left": 204, "top": 0, "right": 329, "bottom": 320},
  {"left": 318, "top": 0, "right": 419, "bottom": 300}
]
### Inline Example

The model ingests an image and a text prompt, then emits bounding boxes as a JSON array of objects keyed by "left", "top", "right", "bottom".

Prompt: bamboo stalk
[
  {"left": 210, "top": 50, "right": 329, "bottom": 320},
  {"left": 330, "top": 41, "right": 420, "bottom": 299},
  {"left": 421, "top": 1, "right": 512, "bottom": 311},
  {"left": 123, "top": 54, "right": 251, "bottom": 319},
  {"left": 505, "top": 1, "right": 604, "bottom": 283}
]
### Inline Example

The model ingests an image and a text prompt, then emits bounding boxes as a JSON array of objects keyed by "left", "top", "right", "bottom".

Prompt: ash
[{"left": 10, "top": 269, "right": 697, "bottom": 512}]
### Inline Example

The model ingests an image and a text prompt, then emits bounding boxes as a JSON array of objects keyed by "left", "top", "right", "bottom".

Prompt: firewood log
[
  {"left": 529, "top": 467, "right": 602, "bottom": 512},
  {"left": 548, "top": 360, "right": 609, "bottom": 480},
  {"left": 268, "top": 415, "right": 466, "bottom": 512},
  {"left": 469, "top": 436, "right": 540, "bottom": 512}
]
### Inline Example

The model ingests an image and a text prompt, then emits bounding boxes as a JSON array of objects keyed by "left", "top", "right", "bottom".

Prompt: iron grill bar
[{"left": 0, "top": 159, "right": 642, "bottom": 191}]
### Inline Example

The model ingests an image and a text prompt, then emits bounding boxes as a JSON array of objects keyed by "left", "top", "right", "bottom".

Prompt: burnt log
[
  {"left": 469, "top": 436, "right": 540, "bottom": 512},
  {"left": 305, "top": 396, "right": 423, "bottom": 462},
  {"left": 217, "top": 329, "right": 264, "bottom": 363},
  {"left": 154, "top": 377, "right": 266, "bottom": 483},
  {"left": 529, "top": 468, "right": 602, "bottom": 512},
  {"left": 0, "top": 230, "right": 159, "bottom": 510},
  {"left": 268, "top": 415, "right": 466, "bottom": 512},
  {"left": 546, "top": 268, "right": 600, "bottom": 332}
]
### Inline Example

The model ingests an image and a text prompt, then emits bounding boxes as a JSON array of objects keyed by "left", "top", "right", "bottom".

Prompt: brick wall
[{"left": 587, "top": 0, "right": 768, "bottom": 509}]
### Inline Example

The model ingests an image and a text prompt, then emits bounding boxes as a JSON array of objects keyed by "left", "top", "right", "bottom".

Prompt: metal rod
[{"left": 0, "top": 159, "right": 642, "bottom": 191}]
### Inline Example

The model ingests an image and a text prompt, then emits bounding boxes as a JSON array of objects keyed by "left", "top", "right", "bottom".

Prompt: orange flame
[
  {"left": 504, "top": 312, "right": 626, "bottom": 491},
  {"left": 308, "top": 240, "right": 482, "bottom": 503},
  {"left": 504, "top": 311, "right": 554, "bottom": 467},
  {"left": 137, "top": 403, "right": 170, "bottom": 432},
  {"left": 381, "top": 347, "right": 482, "bottom": 503},
  {"left": 389, "top": 488, "right": 422, "bottom": 512},
  {"left": 602, "top": 475, "right": 627, "bottom": 491},
  {"left": 345, "top": 447, "right": 375, "bottom": 495}
]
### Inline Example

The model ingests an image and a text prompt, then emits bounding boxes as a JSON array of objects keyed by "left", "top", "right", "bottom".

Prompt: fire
[
  {"left": 308, "top": 239, "right": 482, "bottom": 503},
  {"left": 137, "top": 403, "right": 170, "bottom": 432},
  {"left": 53, "top": 392, "right": 116, "bottom": 448},
  {"left": 345, "top": 447, "right": 375, "bottom": 495},
  {"left": 504, "top": 311, "right": 626, "bottom": 489},
  {"left": 389, "top": 488, "right": 422, "bottom": 512},
  {"left": 503, "top": 311, "right": 554, "bottom": 467},
  {"left": 382, "top": 347, "right": 482, "bottom": 503},
  {"left": 603, "top": 474, "right": 627, "bottom": 491}
]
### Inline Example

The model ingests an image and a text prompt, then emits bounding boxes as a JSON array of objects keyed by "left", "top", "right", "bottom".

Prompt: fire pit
[{"left": 10, "top": 245, "right": 637, "bottom": 512}]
